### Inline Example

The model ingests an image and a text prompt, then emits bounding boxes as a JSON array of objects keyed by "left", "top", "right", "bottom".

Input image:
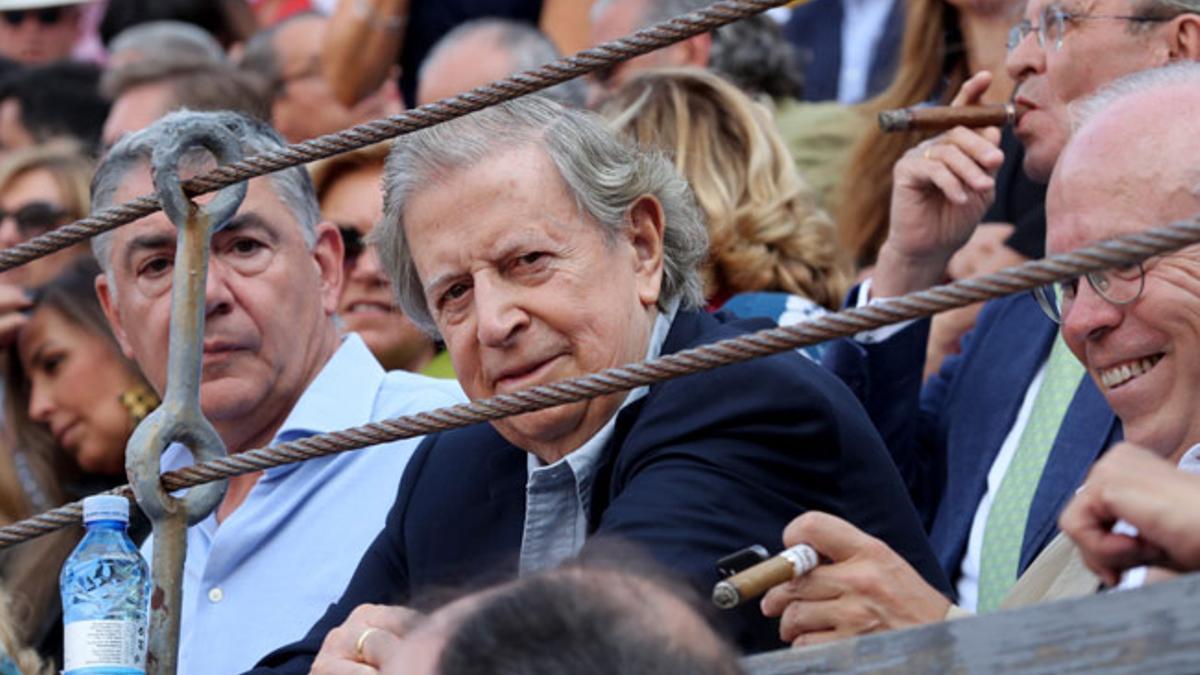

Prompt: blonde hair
[
  {"left": 836, "top": 0, "right": 967, "bottom": 268},
  {"left": 602, "top": 68, "right": 850, "bottom": 309},
  {"left": 0, "top": 141, "right": 94, "bottom": 223}
]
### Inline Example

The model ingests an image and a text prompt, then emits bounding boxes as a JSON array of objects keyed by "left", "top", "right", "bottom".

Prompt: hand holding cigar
[
  {"left": 712, "top": 543, "right": 819, "bottom": 609},
  {"left": 879, "top": 103, "right": 1029, "bottom": 133}
]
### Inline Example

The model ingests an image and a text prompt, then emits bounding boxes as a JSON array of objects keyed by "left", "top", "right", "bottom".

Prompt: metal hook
[{"left": 125, "top": 116, "right": 246, "bottom": 674}]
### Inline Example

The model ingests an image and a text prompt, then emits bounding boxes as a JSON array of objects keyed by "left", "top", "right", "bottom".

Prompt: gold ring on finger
[{"left": 355, "top": 627, "right": 379, "bottom": 663}]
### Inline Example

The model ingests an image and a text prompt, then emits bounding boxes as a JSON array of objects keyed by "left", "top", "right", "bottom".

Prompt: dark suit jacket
[
  {"left": 251, "top": 310, "right": 947, "bottom": 671},
  {"left": 823, "top": 292, "right": 1120, "bottom": 591},
  {"left": 784, "top": 0, "right": 904, "bottom": 102}
]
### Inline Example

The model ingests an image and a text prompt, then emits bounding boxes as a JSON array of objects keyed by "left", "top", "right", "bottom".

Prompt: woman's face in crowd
[
  {"left": 19, "top": 306, "right": 141, "bottom": 475},
  {"left": 0, "top": 167, "right": 85, "bottom": 288},
  {"left": 324, "top": 163, "right": 434, "bottom": 371}
]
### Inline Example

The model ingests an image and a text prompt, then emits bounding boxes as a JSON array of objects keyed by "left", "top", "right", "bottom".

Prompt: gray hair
[
  {"left": 1070, "top": 61, "right": 1200, "bottom": 130},
  {"left": 419, "top": 18, "right": 585, "bottom": 107},
  {"left": 377, "top": 95, "right": 708, "bottom": 336},
  {"left": 90, "top": 110, "right": 320, "bottom": 273},
  {"left": 108, "top": 21, "right": 227, "bottom": 67}
]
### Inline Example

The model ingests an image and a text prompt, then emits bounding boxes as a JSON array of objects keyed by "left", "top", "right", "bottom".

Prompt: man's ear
[
  {"left": 311, "top": 221, "right": 345, "bottom": 316},
  {"left": 95, "top": 272, "right": 135, "bottom": 360},
  {"left": 1168, "top": 13, "right": 1200, "bottom": 60},
  {"left": 626, "top": 195, "right": 666, "bottom": 308}
]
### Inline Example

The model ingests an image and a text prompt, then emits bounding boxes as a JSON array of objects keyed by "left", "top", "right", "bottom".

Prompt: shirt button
[{"left": 208, "top": 587, "right": 223, "bottom": 603}]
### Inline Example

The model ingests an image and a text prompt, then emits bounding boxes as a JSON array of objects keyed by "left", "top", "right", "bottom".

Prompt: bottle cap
[{"left": 82, "top": 495, "right": 130, "bottom": 524}]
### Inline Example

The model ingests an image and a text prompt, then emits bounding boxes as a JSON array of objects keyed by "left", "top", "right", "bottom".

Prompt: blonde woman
[{"left": 602, "top": 67, "right": 851, "bottom": 359}]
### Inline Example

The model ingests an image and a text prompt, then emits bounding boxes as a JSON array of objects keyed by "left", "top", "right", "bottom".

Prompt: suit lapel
[{"left": 935, "top": 298, "right": 1055, "bottom": 573}]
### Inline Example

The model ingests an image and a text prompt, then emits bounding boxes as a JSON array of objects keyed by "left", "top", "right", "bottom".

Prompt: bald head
[{"left": 1046, "top": 62, "right": 1200, "bottom": 460}]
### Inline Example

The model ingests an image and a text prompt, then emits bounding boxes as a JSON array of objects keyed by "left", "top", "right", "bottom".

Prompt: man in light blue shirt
[{"left": 88, "top": 110, "right": 464, "bottom": 674}]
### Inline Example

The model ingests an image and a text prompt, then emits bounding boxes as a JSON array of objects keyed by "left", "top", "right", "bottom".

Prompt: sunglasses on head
[
  {"left": 1, "top": 7, "right": 67, "bottom": 26},
  {"left": 0, "top": 202, "right": 69, "bottom": 238}
]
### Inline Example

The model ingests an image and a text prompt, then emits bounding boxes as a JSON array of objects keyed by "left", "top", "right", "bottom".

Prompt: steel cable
[{"left": 1, "top": 217, "right": 1196, "bottom": 547}]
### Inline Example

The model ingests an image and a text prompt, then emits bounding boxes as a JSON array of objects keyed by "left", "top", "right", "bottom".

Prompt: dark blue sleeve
[
  {"left": 592, "top": 349, "right": 947, "bottom": 653},
  {"left": 245, "top": 436, "right": 435, "bottom": 674}
]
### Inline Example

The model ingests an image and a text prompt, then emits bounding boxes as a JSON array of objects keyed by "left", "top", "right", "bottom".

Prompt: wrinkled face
[
  {"left": 0, "top": 167, "right": 86, "bottom": 288},
  {"left": 96, "top": 165, "right": 344, "bottom": 448},
  {"left": 0, "top": 6, "right": 80, "bottom": 64},
  {"left": 402, "top": 144, "right": 664, "bottom": 460},
  {"left": 1047, "top": 131, "right": 1200, "bottom": 458},
  {"left": 20, "top": 306, "right": 140, "bottom": 475},
  {"left": 1005, "top": 0, "right": 1174, "bottom": 181},
  {"left": 325, "top": 162, "right": 433, "bottom": 371}
]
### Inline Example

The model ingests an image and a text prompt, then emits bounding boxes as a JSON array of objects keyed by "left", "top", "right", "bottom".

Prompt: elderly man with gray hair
[
  {"left": 89, "top": 110, "right": 464, "bottom": 675},
  {"left": 252, "top": 95, "right": 946, "bottom": 672}
]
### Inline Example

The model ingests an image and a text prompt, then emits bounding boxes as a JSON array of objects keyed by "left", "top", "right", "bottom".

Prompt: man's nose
[
  {"left": 474, "top": 277, "right": 527, "bottom": 348},
  {"left": 1005, "top": 29, "right": 1045, "bottom": 83},
  {"left": 1061, "top": 281, "right": 1124, "bottom": 346},
  {"left": 204, "top": 258, "right": 236, "bottom": 317}
]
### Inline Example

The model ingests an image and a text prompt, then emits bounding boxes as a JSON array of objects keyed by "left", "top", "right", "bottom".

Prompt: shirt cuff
[
  {"left": 852, "top": 278, "right": 919, "bottom": 344},
  {"left": 944, "top": 603, "right": 975, "bottom": 621}
]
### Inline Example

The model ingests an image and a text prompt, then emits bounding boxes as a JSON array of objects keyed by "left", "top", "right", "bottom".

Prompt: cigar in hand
[
  {"left": 878, "top": 103, "right": 1027, "bottom": 133},
  {"left": 711, "top": 543, "right": 819, "bottom": 609}
]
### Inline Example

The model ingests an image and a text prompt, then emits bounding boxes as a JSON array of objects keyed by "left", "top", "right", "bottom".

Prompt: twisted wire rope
[
  {"left": 1, "top": 217, "right": 1197, "bottom": 547},
  {"left": 0, "top": 0, "right": 786, "bottom": 273}
]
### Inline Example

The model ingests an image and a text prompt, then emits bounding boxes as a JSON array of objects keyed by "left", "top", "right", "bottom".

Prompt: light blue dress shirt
[
  {"left": 143, "top": 334, "right": 464, "bottom": 675},
  {"left": 518, "top": 301, "right": 677, "bottom": 576}
]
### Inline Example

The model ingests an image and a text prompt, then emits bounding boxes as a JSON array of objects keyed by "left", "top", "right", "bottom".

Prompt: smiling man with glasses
[
  {"left": 761, "top": 0, "right": 1200, "bottom": 649},
  {"left": 0, "top": 0, "right": 86, "bottom": 65}
]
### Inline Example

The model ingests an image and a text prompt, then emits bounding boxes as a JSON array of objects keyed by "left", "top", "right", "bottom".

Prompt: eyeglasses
[
  {"left": 0, "top": 202, "right": 69, "bottom": 239},
  {"left": 1, "top": 7, "right": 66, "bottom": 27},
  {"left": 1032, "top": 261, "right": 1145, "bottom": 324},
  {"left": 1007, "top": 3, "right": 1173, "bottom": 52},
  {"left": 338, "top": 225, "right": 365, "bottom": 265}
]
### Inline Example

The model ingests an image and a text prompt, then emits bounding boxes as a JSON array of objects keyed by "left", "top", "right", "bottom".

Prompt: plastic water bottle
[{"left": 60, "top": 495, "right": 151, "bottom": 675}]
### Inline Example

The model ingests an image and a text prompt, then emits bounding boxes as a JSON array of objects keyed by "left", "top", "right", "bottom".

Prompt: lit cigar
[
  {"left": 711, "top": 543, "right": 819, "bottom": 609},
  {"left": 878, "top": 103, "right": 1026, "bottom": 133}
]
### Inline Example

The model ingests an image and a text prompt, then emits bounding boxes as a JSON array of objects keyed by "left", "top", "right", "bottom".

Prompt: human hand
[
  {"left": 1060, "top": 443, "right": 1200, "bottom": 586},
  {"left": 760, "top": 512, "right": 950, "bottom": 647},
  {"left": 0, "top": 282, "right": 31, "bottom": 350},
  {"left": 873, "top": 72, "right": 1006, "bottom": 298},
  {"left": 311, "top": 603, "right": 421, "bottom": 675}
]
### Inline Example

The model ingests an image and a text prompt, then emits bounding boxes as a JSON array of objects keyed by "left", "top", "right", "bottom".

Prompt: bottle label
[{"left": 64, "top": 620, "right": 147, "bottom": 672}]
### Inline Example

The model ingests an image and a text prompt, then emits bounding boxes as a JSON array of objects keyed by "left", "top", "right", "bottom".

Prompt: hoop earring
[{"left": 119, "top": 384, "right": 160, "bottom": 427}]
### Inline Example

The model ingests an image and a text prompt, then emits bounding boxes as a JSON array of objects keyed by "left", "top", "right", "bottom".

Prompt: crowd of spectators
[{"left": 0, "top": 0, "right": 1199, "bottom": 673}]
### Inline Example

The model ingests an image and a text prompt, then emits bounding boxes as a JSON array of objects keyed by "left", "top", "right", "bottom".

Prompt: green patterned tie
[{"left": 976, "top": 335, "right": 1086, "bottom": 612}]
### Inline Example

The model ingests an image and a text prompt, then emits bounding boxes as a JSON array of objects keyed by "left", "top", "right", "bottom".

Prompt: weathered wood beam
[{"left": 743, "top": 571, "right": 1200, "bottom": 674}]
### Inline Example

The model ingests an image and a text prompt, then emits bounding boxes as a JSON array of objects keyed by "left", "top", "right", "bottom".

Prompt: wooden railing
[{"left": 743, "top": 572, "right": 1200, "bottom": 674}]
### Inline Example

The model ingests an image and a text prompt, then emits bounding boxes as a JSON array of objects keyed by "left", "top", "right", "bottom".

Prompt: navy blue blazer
[
  {"left": 784, "top": 0, "right": 904, "bottom": 102},
  {"left": 823, "top": 291, "right": 1120, "bottom": 590},
  {"left": 252, "top": 310, "right": 947, "bottom": 670}
]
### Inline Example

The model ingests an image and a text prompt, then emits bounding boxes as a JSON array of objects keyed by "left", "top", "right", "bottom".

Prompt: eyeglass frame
[
  {"left": 1006, "top": 3, "right": 1175, "bottom": 52},
  {"left": 1032, "top": 260, "right": 1146, "bottom": 324}
]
